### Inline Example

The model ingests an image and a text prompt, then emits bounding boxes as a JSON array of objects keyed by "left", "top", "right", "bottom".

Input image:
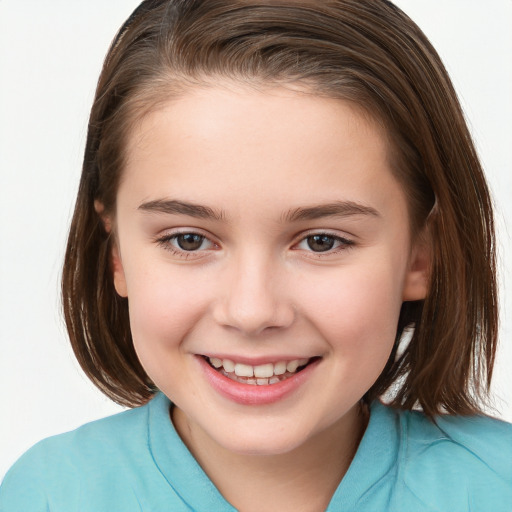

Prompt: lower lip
[{"left": 197, "top": 356, "right": 320, "bottom": 405}]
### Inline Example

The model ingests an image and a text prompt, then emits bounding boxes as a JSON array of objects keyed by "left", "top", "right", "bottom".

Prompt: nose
[{"left": 212, "top": 252, "right": 295, "bottom": 336}]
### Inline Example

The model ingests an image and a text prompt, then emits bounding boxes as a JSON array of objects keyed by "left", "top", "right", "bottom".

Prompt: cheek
[
  {"left": 125, "top": 264, "right": 215, "bottom": 399},
  {"left": 296, "top": 261, "right": 404, "bottom": 358},
  {"left": 124, "top": 263, "right": 209, "bottom": 359}
]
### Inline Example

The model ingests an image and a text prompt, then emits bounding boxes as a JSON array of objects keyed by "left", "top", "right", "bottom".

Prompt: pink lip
[{"left": 197, "top": 355, "right": 321, "bottom": 406}]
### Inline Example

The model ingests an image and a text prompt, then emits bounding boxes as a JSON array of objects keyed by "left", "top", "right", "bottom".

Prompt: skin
[{"left": 104, "top": 84, "right": 429, "bottom": 511}]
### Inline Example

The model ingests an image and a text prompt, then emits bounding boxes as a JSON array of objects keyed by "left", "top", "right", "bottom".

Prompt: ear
[
  {"left": 94, "top": 200, "right": 128, "bottom": 298},
  {"left": 110, "top": 242, "right": 128, "bottom": 298},
  {"left": 94, "top": 200, "right": 112, "bottom": 233},
  {"left": 402, "top": 232, "right": 431, "bottom": 301}
]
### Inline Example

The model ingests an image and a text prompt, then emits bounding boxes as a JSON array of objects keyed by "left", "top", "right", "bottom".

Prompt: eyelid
[{"left": 155, "top": 226, "right": 218, "bottom": 241}]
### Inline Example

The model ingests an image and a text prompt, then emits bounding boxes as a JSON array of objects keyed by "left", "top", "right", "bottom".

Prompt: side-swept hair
[{"left": 62, "top": 0, "right": 497, "bottom": 417}]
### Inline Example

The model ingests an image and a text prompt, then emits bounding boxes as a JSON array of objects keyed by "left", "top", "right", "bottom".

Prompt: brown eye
[
  {"left": 156, "top": 231, "right": 217, "bottom": 257},
  {"left": 306, "top": 235, "right": 336, "bottom": 252},
  {"left": 176, "top": 233, "right": 205, "bottom": 251}
]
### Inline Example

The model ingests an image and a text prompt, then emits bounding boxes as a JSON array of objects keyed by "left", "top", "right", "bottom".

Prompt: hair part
[{"left": 63, "top": 0, "right": 498, "bottom": 417}]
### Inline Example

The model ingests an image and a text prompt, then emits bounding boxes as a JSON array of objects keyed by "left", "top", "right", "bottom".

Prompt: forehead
[{"left": 120, "top": 84, "right": 406, "bottom": 222}]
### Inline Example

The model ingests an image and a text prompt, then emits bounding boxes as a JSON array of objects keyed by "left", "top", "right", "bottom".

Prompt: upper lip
[{"left": 199, "top": 354, "right": 320, "bottom": 366}]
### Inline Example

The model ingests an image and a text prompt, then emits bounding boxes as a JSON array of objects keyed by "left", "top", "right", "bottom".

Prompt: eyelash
[
  {"left": 155, "top": 230, "right": 355, "bottom": 259},
  {"left": 155, "top": 231, "right": 218, "bottom": 259}
]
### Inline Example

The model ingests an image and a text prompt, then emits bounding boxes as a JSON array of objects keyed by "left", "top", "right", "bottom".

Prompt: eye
[
  {"left": 156, "top": 231, "right": 217, "bottom": 255},
  {"left": 306, "top": 234, "right": 336, "bottom": 252},
  {"left": 295, "top": 233, "right": 354, "bottom": 253},
  {"left": 174, "top": 233, "right": 207, "bottom": 251}
]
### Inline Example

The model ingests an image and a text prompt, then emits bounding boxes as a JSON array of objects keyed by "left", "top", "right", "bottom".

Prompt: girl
[{"left": 1, "top": 0, "right": 511, "bottom": 510}]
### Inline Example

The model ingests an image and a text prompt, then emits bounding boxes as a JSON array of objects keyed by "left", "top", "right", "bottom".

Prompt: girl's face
[{"left": 111, "top": 84, "right": 428, "bottom": 456}]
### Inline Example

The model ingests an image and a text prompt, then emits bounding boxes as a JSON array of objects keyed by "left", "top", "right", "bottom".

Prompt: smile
[
  {"left": 198, "top": 355, "right": 321, "bottom": 405},
  {"left": 205, "top": 356, "right": 314, "bottom": 386}
]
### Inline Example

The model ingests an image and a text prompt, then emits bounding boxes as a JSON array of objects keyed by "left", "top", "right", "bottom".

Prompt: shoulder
[
  {"left": 401, "top": 407, "right": 512, "bottom": 478},
  {"left": 7, "top": 401, "right": 149, "bottom": 469},
  {"left": 0, "top": 402, "right": 151, "bottom": 511},
  {"left": 395, "top": 406, "right": 512, "bottom": 511}
]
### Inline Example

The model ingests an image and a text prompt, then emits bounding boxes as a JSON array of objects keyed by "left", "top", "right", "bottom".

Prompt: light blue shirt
[{"left": 1, "top": 392, "right": 511, "bottom": 511}]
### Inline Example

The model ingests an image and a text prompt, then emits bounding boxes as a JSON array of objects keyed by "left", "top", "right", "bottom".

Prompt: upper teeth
[{"left": 208, "top": 357, "right": 310, "bottom": 378}]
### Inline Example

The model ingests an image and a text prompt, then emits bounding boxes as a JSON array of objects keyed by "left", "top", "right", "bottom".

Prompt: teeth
[
  {"left": 234, "top": 363, "right": 254, "bottom": 378},
  {"left": 210, "top": 357, "right": 223, "bottom": 368},
  {"left": 286, "top": 358, "right": 309, "bottom": 373},
  {"left": 223, "top": 359, "right": 235, "bottom": 373},
  {"left": 273, "top": 361, "right": 287, "bottom": 375},
  {"left": 254, "top": 363, "right": 274, "bottom": 378},
  {"left": 208, "top": 356, "right": 312, "bottom": 380},
  {"left": 286, "top": 360, "right": 299, "bottom": 373}
]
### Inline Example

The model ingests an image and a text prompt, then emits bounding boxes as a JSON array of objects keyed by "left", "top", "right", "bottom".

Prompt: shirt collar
[
  {"left": 148, "top": 392, "right": 237, "bottom": 512},
  {"left": 148, "top": 392, "right": 399, "bottom": 511},
  {"left": 328, "top": 400, "right": 400, "bottom": 510}
]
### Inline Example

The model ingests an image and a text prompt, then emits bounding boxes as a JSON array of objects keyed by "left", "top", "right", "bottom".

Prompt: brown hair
[{"left": 62, "top": 0, "right": 498, "bottom": 417}]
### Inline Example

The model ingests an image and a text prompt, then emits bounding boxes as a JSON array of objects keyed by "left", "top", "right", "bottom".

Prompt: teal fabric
[{"left": 1, "top": 392, "right": 511, "bottom": 511}]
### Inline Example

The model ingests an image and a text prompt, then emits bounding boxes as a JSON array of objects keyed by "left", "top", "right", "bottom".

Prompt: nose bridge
[{"left": 214, "top": 247, "right": 294, "bottom": 335}]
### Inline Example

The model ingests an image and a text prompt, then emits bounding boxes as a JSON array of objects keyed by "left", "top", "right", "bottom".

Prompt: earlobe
[{"left": 402, "top": 238, "right": 431, "bottom": 301}]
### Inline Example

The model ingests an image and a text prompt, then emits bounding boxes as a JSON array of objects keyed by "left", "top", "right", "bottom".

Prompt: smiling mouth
[{"left": 202, "top": 356, "right": 319, "bottom": 386}]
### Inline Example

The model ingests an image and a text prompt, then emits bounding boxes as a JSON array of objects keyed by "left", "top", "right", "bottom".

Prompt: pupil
[
  {"left": 307, "top": 235, "right": 334, "bottom": 252},
  {"left": 177, "top": 234, "right": 203, "bottom": 251}
]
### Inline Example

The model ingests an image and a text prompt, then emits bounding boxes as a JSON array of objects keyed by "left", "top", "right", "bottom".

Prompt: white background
[{"left": 1, "top": 1, "right": 511, "bottom": 479}]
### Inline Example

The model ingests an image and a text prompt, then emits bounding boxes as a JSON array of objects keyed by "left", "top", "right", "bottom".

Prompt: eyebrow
[
  {"left": 138, "top": 199, "right": 226, "bottom": 221},
  {"left": 282, "top": 201, "right": 380, "bottom": 222},
  {"left": 137, "top": 198, "right": 379, "bottom": 223}
]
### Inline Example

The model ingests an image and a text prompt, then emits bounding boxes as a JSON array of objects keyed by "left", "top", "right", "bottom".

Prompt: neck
[{"left": 172, "top": 403, "right": 368, "bottom": 512}]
